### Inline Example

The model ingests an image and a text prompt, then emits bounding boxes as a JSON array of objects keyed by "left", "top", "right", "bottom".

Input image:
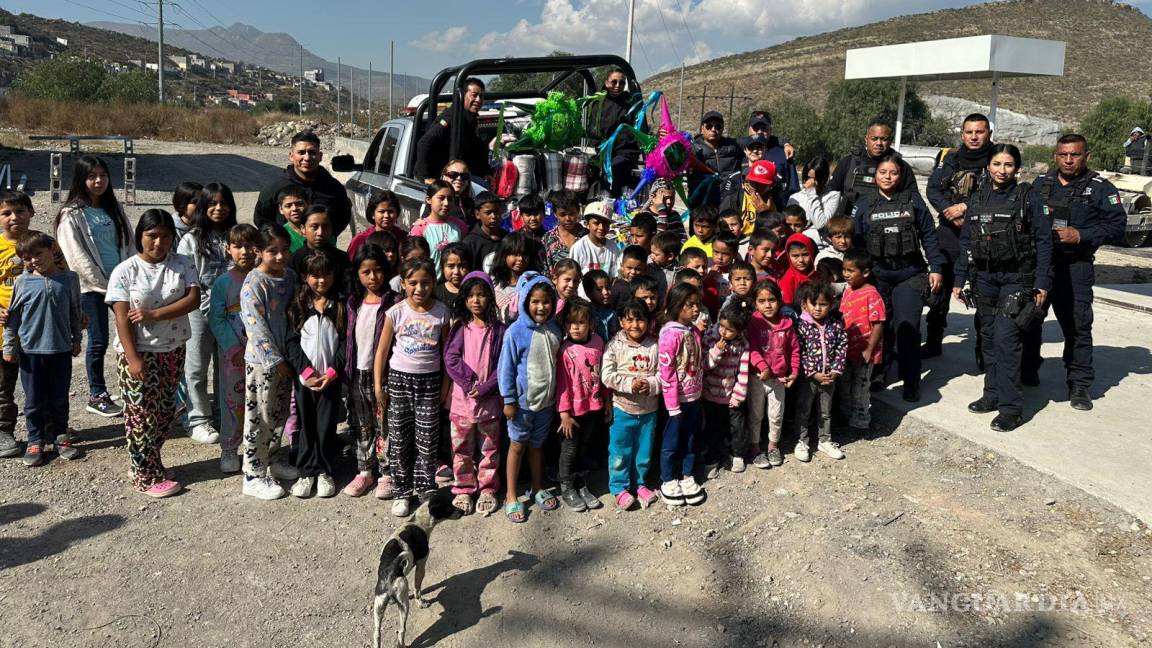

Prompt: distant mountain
[
  {"left": 644, "top": 0, "right": 1152, "bottom": 125},
  {"left": 89, "top": 21, "right": 428, "bottom": 102}
]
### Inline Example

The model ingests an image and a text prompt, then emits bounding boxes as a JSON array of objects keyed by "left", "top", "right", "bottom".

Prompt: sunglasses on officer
[{"left": 444, "top": 171, "right": 471, "bottom": 181}]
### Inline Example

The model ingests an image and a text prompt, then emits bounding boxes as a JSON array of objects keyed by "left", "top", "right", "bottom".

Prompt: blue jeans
[
  {"left": 19, "top": 352, "right": 71, "bottom": 445},
  {"left": 80, "top": 291, "right": 110, "bottom": 398},
  {"left": 183, "top": 308, "right": 218, "bottom": 429},
  {"left": 608, "top": 408, "right": 655, "bottom": 494},
  {"left": 660, "top": 400, "right": 701, "bottom": 482}
]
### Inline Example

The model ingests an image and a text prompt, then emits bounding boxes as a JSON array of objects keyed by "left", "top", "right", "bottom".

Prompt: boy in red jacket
[{"left": 778, "top": 232, "right": 816, "bottom": 309}]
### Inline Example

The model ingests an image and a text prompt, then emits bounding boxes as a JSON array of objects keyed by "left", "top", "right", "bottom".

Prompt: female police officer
[
  {"left": 852, "top": 154, "right": 945, "bottom": 403},
  {"left": 953, "top": 144, "right": 1052, "bottom": 431}
]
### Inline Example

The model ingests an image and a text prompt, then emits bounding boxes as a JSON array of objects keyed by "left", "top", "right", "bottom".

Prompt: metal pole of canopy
[
  {"left": 894, "top": 76, "right": 907, "bottom": 152},
  {"left": 989, "top": 71, "right": 1000, "bottom": 131}
]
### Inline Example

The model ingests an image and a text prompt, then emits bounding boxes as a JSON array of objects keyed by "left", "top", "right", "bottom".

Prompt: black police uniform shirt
[
  {"left": 954, "top": 181, "right": 1054, "bottom": 294},
  {"left": 851, "top": 190, "right": 946, "bottom": 274},
  {"left": 1027, "top": 171, "right": 1127, "bottom": 261},
  {"left": 828, "top": 147, "right": 920, "bottom": 216},
  {"left": 927, "top": 147, "right": 994, "bottom": 264}
]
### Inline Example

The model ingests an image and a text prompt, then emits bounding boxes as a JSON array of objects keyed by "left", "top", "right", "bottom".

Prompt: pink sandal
[
  {"left": 636, "top": 486, "right": 660, "bottom": 508},
  {"left": 144, "top": 480, "right": 182, "bottom": 499},
  {"left": 615, "top": 491, "right": 636, "bottom": 510}
]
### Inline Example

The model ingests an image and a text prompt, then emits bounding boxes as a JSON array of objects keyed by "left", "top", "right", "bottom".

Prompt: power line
[
  {"left": 654, "top": 0, "right": 681, "bottom": 63},
  {"left": 60, "top": 0, "right": 149, "bottom": 26},
  {"left": 103, "top": 0, "right": 154, "bottom": 20},
  {"left": 633, "top": 30, "right": 654, "bottom": 78},
  {"left": 670, "top": 0, "right": 699, "bottom": 55}
]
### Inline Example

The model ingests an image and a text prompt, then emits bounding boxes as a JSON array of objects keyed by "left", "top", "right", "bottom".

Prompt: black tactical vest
[
  {"left": 865, "top": 191, "right": 920, "bottom": 263},
  {"left": 968, "top": 181, "right": 1034, "bottom": 272},
  {"left": 1036, "top": 171, "right": 1096, "bottom": 230}
]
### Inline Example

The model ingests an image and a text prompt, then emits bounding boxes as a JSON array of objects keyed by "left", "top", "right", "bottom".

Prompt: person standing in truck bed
[{"left": 414, "top": 77, "right": 492, "bottom": 187}]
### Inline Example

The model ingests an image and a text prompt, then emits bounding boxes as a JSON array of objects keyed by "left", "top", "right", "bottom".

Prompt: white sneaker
[
  {"left": 659, "top": 479, "right": 685, "bottom": 505},
  {"left": 729, "top": 456, "right": 746, "bottom": 473},
  {"left": 794, "top": 441, "right": 811, "bottom": 463},
  {"left": 316, "top": 473, "right": 336, "bottom": 498},
  {"left": 243, "top": 476, "right": 286, "bottom": 500},
  {"left": 391, "top": 498, "right": 410, "bottom": 517},
  {"left": 270, "top": 461, "right": 299, "bottom": 481},
  {"left": 817, "top": 441, "right": 845, "bottom": 460},
  {"left": 679, "top": 476, "right": 706, "bottom": 505},
  {"left": 291, "top": 476, "right": 315, "bottom": 498},
  {"left": 219, "top": 452, "right": 241, "bottom": 474},
  {"left": 189, "top": 423, "right": 220, "bottom": 444},
  {"left": 705, "top": 463, "right": 721, "bottom": 479}
]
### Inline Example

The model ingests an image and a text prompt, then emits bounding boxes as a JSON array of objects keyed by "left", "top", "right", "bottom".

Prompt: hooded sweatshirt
[
  {"left": 252, "top": 165, "right": 354, "bottom": 236},
  {"left": 658, "top": 320, "right": 703, "bottom": 416},
  {"left": 498, "top": 272, "right": 562, "bottom": 412},
  {"left": 746, "top": 311, "right": 799, "bottom": 379},
  {"left": 778, "top": 232, "right": 817, "bottom": 307},
  {"left": 601, "top": 330, "right": 660, "bottom": 415}
]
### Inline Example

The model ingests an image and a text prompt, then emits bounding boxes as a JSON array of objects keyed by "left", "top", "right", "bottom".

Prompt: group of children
[{"left": 0, "top": 153, "right": 890, "bottom": 524}]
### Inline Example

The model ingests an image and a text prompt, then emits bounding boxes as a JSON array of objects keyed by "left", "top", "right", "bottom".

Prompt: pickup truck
[{"left": 330, "top": 54, "right": 642, "bottom": 231}]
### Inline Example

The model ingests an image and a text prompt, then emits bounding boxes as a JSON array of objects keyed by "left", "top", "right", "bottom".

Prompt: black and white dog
[{"left": 372, "top": 491, "right": 461, "bottom": 648}]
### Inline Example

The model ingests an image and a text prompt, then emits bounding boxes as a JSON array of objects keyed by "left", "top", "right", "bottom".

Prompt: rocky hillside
[{"left": 646, "top": 0, "right": 1150, "bottom": 126}]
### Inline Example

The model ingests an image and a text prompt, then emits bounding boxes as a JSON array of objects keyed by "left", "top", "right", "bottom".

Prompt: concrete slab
[
  {"left": 1097, "top": 283, "right": 1152, "bottom": 313},
  {"left": 873, "top": 301, "right": 1152, "bottom": 523}
]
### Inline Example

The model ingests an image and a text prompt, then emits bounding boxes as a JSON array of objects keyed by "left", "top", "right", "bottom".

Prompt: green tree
[
  {"left": 11, "top": 57, "right": 106, "bottom": 102},
  {"left": 821, "top": 79, "right": 934, "bottom": 158},
  {"left": 487, "top": 50, "right": 589, "bottom": 98},
  {"left": 766, "top": 96, "right": 828, "bottom": 161},
  {"left": 1078, "top": 96, "right": 1152, "bottom": 171},
  {"left": 97, "top": 70, "right": 158, "bottom": 104}
]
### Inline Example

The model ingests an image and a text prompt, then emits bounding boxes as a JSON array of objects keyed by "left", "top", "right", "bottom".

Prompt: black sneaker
[
  {"left": 86, "top": 394, "right": 123, "bottom": 418},
  {"left": 902, "top": 387, "right": 920, "bottom": 403},
  {"left": 0, "top": 430, "right": 20, "bottom": 458},
  {"left": 55, "top": 440, "right": 85, "bottom": 461},
  {"left": 1069, "top": 386, "right": 1093, "bottom": 411},
  {"left": 990, "top": 413, "right": 1022, "bottom": 432},
  {"left": 560, "top": 485, "right": 586, "bottom": 512},
  {"left": 967, "top": 397, "right": 998, "bottom": 414},
  {"left": 22, "top": 443, "right": 45, "bottom": 467},
  {"left": 578, "top": 486, "right": 602, "bottom": 510}
]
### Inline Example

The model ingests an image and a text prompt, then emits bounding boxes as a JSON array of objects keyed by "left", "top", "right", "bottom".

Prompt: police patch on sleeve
[{"left": 1107, "top": 193, "right": 1121, "bottom": 206}]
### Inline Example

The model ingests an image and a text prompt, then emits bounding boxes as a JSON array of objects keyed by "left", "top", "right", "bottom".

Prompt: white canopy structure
[{"left": 844, "top": 35, "right": 1066, "bottom": 149}]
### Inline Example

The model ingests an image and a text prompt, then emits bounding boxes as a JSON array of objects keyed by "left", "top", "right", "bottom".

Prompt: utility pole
[
  {"left": 350, "top": 69, "right": 355, "bottom": 128},
  {"left": 686, "top": 87, "right": 752, "bottom": 123},
  {"left": 677, "top": 63, "right": 685, "bottom": 125},
  {"left": 368, "top": 61, "right": 373, "bottom": 129},
  {"left": 625, "top": 0, "right": 636, "bottom": 63},
  {"left": 298, "top": 44, "right": 304, "bottom": 116},
  {"left": 157, "top": 0, "right": 165, "bottom": 102},
  {"left": 336, "top": 57, "right": 341, "bottom": 123},
  {"left": 389, "top": 40, "right": 394, "bottom": 120}
]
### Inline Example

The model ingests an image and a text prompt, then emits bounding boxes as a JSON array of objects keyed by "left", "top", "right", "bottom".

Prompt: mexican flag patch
[{"left": 1108, "top": 194, "right": 1121, "bottom": 205}]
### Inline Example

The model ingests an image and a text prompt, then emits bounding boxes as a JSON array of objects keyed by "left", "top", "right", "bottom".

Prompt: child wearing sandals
[
  {"left": 497, "top": 272, "right": 562, "bottom": 523},
  {"left": 443, "top": 272, "right": 505, "bottom": 516},
  {"left": 601, "top": 299, "right": 661, "bottom": 510}
]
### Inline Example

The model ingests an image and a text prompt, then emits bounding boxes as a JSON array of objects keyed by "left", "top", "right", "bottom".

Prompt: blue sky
[{"left": 9, "top": 0, "right": 1152, "bottom": 79}]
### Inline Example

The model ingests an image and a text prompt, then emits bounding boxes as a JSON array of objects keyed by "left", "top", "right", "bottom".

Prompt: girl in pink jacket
[
  {"left": 658, "top": 283, "right": 705, "bottom": 507},
  {"left": 556, "top": 299, "right": 607, "bottom": 512},
  {"left": 744, "top": 280, "right": 799, "bottom": 469}
]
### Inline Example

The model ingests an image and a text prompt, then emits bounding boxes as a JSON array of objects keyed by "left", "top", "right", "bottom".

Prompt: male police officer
[
  {"left": 828, "top": 119, "right": 919, "bottom": 216},
  {"left": 1022, "top": 134, "right": 1126, "bottom": 410},
  {"left": 925, "top": 113, "right": 995, "bottom": 359}
]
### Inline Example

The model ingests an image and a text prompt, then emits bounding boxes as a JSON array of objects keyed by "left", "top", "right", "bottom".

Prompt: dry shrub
[{"left": 0, "top": 96, "right": 289, "bottom": 144}]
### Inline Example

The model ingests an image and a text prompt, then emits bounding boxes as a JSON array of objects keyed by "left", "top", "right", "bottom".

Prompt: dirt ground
[{"left": 0, "top": 138, "right": 1150, "bottom": 648}]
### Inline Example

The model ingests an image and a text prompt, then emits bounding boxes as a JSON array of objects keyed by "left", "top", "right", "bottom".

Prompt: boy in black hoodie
[{"left": 462, "top": 191, "right": 506, "bottom": 275}]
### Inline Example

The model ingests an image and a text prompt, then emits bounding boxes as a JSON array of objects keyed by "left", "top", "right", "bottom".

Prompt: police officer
[
  {"left": 852, "top": 154, "right": 946, "bottom": 402},
  {"left": 925, "top": 113, "right": 995, "bottom": 360},
  {"left": 953, "top": 144, "right": 1052, "bottom": 431},
  {"left": 829, "top": 119, "right": 920, "bottom": 217},
  {"left": 414, "top": 77, "right": 491, "bottom": 185},
  {"left": 1021, "top": 134, "right": 1126, "bottom": 410}
]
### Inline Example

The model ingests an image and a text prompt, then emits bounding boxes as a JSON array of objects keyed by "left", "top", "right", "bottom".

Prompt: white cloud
[
  {"left": 411, "top": 25, "right": 470, "bottom": 52},
  {"left": 422, "top": 0, "right": 975, "bottom": 76}
]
